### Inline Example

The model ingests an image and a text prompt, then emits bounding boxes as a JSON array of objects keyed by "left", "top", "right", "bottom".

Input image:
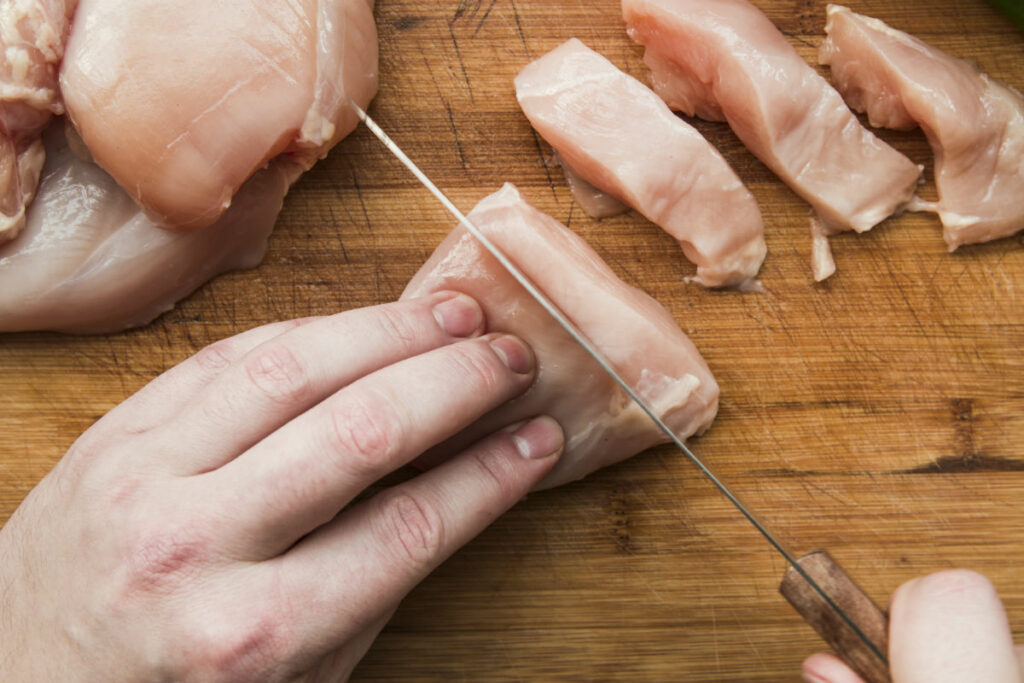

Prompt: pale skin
[
  {"left": 0, "top": 292, "right": 564, "bottom": 681},
  {"left": 0, "top": 293, "right": 1019, "bottom": 681},
  {"left": 803, "top": 569, "right": 1024, "bottom": 683}
]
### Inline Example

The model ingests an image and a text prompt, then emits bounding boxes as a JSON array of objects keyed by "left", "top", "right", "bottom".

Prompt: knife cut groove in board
[{"left": 350, "top": 100, "right": 889, "bottom": 672}]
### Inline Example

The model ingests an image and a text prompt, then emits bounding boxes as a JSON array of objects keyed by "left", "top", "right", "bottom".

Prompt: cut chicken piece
[
  {"left": 820, "top": 4, "right": 1024, "bottom": 250},
  {"left": 0, "top": 122, "right": 300, "bottom": 333},
  {"left": 515, "top": 38, "right": 766, "bottom": 288},
  {"left": 622, "top": 0, "right": 923, "bottom": 280},
  {"left": 402, "top": 183, "right": 719, "bottom": 490},
  {"left": 59, "top": 0, "right": 377, "bottom": 231},
  {"left": 0, "top": 0, "right": 78, "bottom": 243}
]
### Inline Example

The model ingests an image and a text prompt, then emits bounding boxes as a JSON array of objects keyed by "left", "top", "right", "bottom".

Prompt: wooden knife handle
[{"left": 779, "top": 550, "right": 891, "bottom": 683}]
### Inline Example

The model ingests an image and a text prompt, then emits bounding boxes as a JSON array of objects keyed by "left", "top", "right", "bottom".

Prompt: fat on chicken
[
  {"left": 0, "top": 0, "right": 77, "bottom": 243},
  {"left": 402, "top": 183, "right": 720, "bottom": 490},
  {"left": 515, "top": 39, "right": 766, "bottom": 288},
  {"left": 0, "top": 123, "right": 300, "bottom": 333},
  {"left": 820, "top": 4, "right": 1024, "bottom": 250},
  {"left": 59, "top": 0, "right": 378, "bottom": 231},
  {"left": 622, "top": 0, "right": 923, "bottom": 281}
]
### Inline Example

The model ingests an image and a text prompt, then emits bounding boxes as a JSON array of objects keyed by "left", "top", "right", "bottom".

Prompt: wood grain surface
[{"left": 2, "top": 1, "right": 1023, "bottom": 680}]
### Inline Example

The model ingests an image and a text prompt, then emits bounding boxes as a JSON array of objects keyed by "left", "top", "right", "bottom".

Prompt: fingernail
[
  {"left": 489, "top": 334, "right": 535, "bottom": 375},
  {"left": 802, "top": 673, "right": 828, "bottom": 683},
  {"left": 512, "top": 417, "right": 564, "bottom": 460},
  {"left": 432, "top": 293, "right": 483, "bottom": 337}
]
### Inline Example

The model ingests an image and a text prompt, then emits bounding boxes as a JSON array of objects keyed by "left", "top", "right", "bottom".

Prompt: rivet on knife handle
[{"left": 780, "top": 550, "right": 891, "bottom": 683}]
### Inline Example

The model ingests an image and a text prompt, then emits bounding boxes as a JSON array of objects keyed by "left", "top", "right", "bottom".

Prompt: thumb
[
  {"left": 801, "top": 652, "right": 867, "bottom": 683},
  {"left": 889, "top": 570, "right": 1019, "bottom": 683}
]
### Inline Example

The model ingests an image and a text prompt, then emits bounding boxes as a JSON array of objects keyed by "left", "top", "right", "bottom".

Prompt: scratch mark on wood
[
  {"left": 348, "top": 162, "right": 373, "bottom": 233},
  {"left": 446, "top": 25, "right": 474, "bottom": 102},
  {"left": 452, "top": 0, "right": 475, "bottom": 22},
  {"left": 327, "top": 203, "right": 350, "bottom": 264},
  {"left": 779, "top": 27, "right": 816, "bottom": 49},
  {"left": 444, "top": 102, "right": 469, "bottom": 172},
  {"left": 602, "top": 249, "right": 643, "bottom": 288},
  {"left": 473, "top": 0, "right": 499, "bottom": 37},
  {"left": 508, "top": 0, "right": 530, "bottom": 57}
]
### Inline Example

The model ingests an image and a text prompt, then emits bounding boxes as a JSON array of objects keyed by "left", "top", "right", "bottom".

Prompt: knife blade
[{"left": 351, "top": 101, "right": 891, "bottom": 683}]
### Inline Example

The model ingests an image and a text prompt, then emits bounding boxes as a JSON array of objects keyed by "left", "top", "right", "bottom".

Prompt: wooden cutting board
[{"left": 2, "top": 1, "right": 1022, "bottom": 680}]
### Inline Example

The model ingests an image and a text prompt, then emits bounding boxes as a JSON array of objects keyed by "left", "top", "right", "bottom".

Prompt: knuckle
[
  {"left": 186, "top": 616, "right": 286, "bottom": 682},
  {"left": 123, "top": 522, "right": 209, "bottom": 596},
  {"left": 242, "top": 342, "right": 310, "bottom": 406},
  {"left": 63, "top": 427, "right": 110, "bottom": 469},
  {"left": 375, "top": 491, "right": 445, "bottom": 567},
  {"left": 193, "top": 339, "right": 236, "bottom": 373},
  {"left": 447, "top": 342, "right": 506, "bottom": 393},
  {"left": 103, "top": 475, "right": 145, "bottom": 509},
  {"left": 468, "top": 439, "right": 521, "bottom": 501},
  {"left": 327, "top": 391, "right": 403, "bottom": 475},
  {"left": 372, "top": 304, "right": 422, "bottom": 352}
]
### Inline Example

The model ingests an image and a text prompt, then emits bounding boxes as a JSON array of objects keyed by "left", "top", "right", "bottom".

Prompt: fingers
[
  {"left": 99, "top": 317, "right": 319, "bottom": 437},
  {"left": 889, "top": 570, "right": 1020, "bottom": 683},
  {"left": 1016, "top": 644, "right": 1024, "bottom": 673},
  {"left": 801, "top": 652, "right": 866, "bottom": 683},
  {"left": 152, "top": 292, "right": 486, "bottom": 474},
  {"left": 300, "top": 610, "right": 395, "bottom": 683},
  {"left": 207, "top": 332, "right": 539, "bottom": 558},
  {"left": 275, "top": 417, "right": 563, "bottom": 647}
]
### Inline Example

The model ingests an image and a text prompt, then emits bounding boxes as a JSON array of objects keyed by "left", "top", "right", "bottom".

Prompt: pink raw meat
[
  {"left": 515, "top": 38, "right": 766, "bottom": 288},
  {"left": 622, "top": 0, "right": 923, "bottom": 281},
  {"left": 403, "top": 183, "right": 719, "bottom": 489},
  {"left": 821, "top": 4, "right": 1024, "bottom": 250}
]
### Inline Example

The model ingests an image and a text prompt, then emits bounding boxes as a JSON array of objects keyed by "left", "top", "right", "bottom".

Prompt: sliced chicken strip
[
  {"left": 60, "top": 0, "right": 377, "bottom": 231},
  {"left": 622, "top": 0, "right": 923, "bottom": 280},
  {"left": 515, "top": 39, "right": 766, "bottom": 288},
  {"left": 403, "top": 183, "right": 719, "bottom": 490},
  {"left": 821, "top": 4, "right": 1024, "bottom": 250}
]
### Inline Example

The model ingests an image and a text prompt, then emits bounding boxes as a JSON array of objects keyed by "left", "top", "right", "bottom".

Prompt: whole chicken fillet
[
  {"left": 821, "top": 5, "right": 1024, "bottom": 250},
  {"left": 403, "top": 183, "right": 720, "bottom": 490},
  {"left": 0, "top": 0, "right": 77, "bottom": 243},
  {"left": 0, "top": 123, "right": 300, "bottom": 334},
  {"left": 515, "top": 39, "right": 766, "bottom": 289},
  {"left": 59, "top": 0, "right": 378, "bottom": 231},
  {"left": 622, "top": 0, "right": 923, "bottom": 280}
]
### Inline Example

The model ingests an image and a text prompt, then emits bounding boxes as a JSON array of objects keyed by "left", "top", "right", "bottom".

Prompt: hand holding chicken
[{"left": 0, "top": 293, "right": 565, "bottom": 681}]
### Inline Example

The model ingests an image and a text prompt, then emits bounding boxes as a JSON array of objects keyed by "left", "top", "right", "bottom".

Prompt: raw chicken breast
[
  {"left": 0, "top": 122, "right": 299, "bottom": 333},
  {"left": 622, "top": 0, "right": 923, "bottom": 280},
  {"left": 59, "top": 0, "right": 377, "bottom": 231},
  {"left": 0, "top": 0, "right": 78, "bottom": 243},
  {"left": 402, "top": 183, "right": 719, "bottom": 490},
  {"left": 515, "top": 39, "right": 766, "bottom": 288},
  {"left": 552, "top": 151, "right": 629, "bottom": 219},
  {"left": 820, "top": 5, "right": 1024, "bottom": 250}
]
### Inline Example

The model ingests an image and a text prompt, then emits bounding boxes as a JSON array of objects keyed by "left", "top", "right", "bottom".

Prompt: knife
[{"left": 350, "top": 101, "right": 892, "bottom": 683}]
